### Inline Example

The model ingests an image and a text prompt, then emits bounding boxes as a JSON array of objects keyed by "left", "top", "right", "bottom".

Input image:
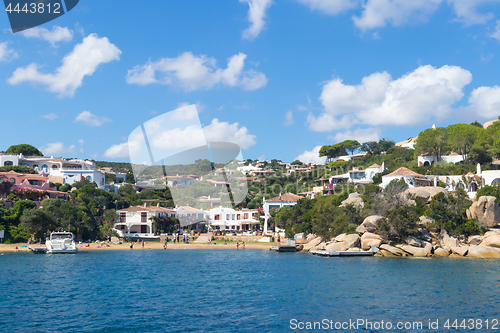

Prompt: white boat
[{"left": 45, "top": 232, "right": 78, "bottom": 254}]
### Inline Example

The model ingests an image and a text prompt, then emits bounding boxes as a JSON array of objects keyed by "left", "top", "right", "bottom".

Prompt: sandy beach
[{"left": 0, "top": 241, "right": 277, "bottom": 253}]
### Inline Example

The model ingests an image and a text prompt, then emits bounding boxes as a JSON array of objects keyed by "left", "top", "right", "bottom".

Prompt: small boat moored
[
  {"left": 45, "top": 231, "right": 78, "bottom": 254},
  {"left": 311, "top": 248, "right": 375, "bottom": 257}
]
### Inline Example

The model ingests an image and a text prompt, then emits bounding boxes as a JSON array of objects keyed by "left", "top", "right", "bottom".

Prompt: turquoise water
[{"left": 1, "top": 250, "right": 500, "bottom": 332}]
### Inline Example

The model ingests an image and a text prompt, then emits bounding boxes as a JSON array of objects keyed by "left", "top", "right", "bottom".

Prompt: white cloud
[
  {"left": 20, "top": 26, "right": 73, "bottom": 47},
  {"left": 126, "top": 52, "right": 267, "bottom": 91},
  {"left": 353, "top": 0, "right": 442, "bottom": 30},
  {"left": 296, "top": 0, "right": 358, "bottom": 15},
  {"left": 240, "top": 0, "right": 273, "bottom": 40},
  {"left": 8, "top": 33, "right": 121, "bottom": 98},
  {"left": 104, "top": 142, "right": 130, "bottom": 159},
  {"left": 284, "top": 111, "right": 294, "bottom": 126},
  {"left": 466, "top": 85, "right": 500, "bottom": 119},
  {"left": 329, "top": 128, "right": 381, "bottom": 143},
  {"left": 490, "top": 20, "right": 500, "bottom": 41},
  {"left": 78, "top": 139, "right": 84, "bottom": 145},
  {"left": 295, "top": 146, "right": 327, "bottom": 165},
  {"left": 43, "top": 113, "right": 58, "bottom": 120},
  {"left": 203, "top": 119, "right": 257, "bottom": 149},
  {"left": 104, "top": 118, "right": 257, "bottom": 160},
  {"left": 0, "top": 41, "right": 18, "bottom": 62},
  {"left": 449, "top": 0, "right": 496, "bottom": 25},
  {"left": 75, "top": 111, "right": 111, "bottom": 127},
  {"left": 42, "top": 142, "right": 75, "bottom": 155},
  {"left": 308, "top": 65, "right": 472, "bottom": 132}
]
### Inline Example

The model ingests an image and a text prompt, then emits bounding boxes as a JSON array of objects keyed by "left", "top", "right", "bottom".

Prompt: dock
[
  {"left": 270, "top": 245, "right": 297, "bottom": 252},
  {"left": 28, "top": 246, "right": 47, "bottom": 254},
  {"left": 311, "top": 249, "right": 374, "bottom": 257}
]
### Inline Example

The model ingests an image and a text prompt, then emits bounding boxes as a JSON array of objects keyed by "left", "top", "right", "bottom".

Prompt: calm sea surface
[{"left": 1, "top": 250, "right": 500, "bottom": 332}]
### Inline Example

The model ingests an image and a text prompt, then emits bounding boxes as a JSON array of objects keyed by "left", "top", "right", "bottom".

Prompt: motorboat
[{"left": 45, "top": 231, "right": 78, "bottom": 254}]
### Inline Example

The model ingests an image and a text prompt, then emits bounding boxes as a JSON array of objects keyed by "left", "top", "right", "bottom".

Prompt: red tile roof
[
  {"left": 266, "top": 193, "right": 303, "bottom": 203},
  {"left": 367, "top": 164, "right": 381, "bottom": 168},
  {"left": 383, "top": 167, "right": 424, "bottom": 178}
]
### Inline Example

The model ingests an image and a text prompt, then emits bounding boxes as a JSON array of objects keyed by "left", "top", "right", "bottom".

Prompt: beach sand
[{"left": 0, "top": 241, "right": 276, "bottom": 253}]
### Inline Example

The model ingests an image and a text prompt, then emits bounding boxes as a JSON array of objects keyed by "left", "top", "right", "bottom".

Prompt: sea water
[{"left": 1, "top": 250, "right": 500, "bottom": 332}]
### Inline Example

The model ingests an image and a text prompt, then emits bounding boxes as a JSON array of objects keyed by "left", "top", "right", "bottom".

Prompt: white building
[
  {"left": 381, "top": 167, "right": 432, "bottom": 188},
  {"left": 417, "top": 152, "right": 465, "bottom": 166},
  {"left": 236, "top": 164, "right": 262, "bottom": 175},
  {"left": 263, "top": 193, "right": 303, "bottom": 234},
  {"left": 165, "top": 176, "right": 197, "bottom": 189},
  {"left": 114, "top": 205, "right": 176, "bottom": 239},
  {"left": 176, "top": 206, "right": 206, "bottom": 230},
  {"left": 205, "top": 207, "right": 260, "bottom": 232},
  {"left": 395, "top": 137, "right": 418, "bottom": 149},
  {"left": 0, "top": 153, "right": 106, "bottom": 189}
]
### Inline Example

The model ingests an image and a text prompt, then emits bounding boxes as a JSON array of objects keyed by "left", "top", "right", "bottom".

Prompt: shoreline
[{"left": 0, "top": 241, "right": 276, "bottom": 253}]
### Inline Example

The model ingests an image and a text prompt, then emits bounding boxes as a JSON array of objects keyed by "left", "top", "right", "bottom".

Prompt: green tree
[
  {"left": 415, "top": 127, "right": 450, "bottom": 162},
  {"left": 448, "top": 123, "right": 480, "bottom": 162},
  {"left": 376, "top": 206, "right": 419, "bottom": 240},
  {"left": 360, "top": 139, "right": 394, "bottom": 155},
  {"left": 339, "top": 140, "right": 361, "bottom": 155},
  {"left": 6, "top": 144, "right": 43, "bottom": 156}
]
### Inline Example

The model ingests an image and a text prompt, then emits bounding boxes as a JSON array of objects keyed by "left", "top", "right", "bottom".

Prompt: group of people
[{"left": 236, "top": 242, "right": 245, "bottom": 250}]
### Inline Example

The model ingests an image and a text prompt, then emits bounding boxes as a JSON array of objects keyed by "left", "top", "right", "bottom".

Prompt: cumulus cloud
[
  {"left": 203, "top": 119, "right": 257, "bottom": 149},
  {"left": 466, "top": 85, "right": 500, "bottom": 119},
  {"left": 329, "top": 128, "right": 381, "bottom": 143},
  {"left": 8, "top": 34, "right": 121, "bottom": 98},
  {"left": 104, "top": 142, "right": 131, "bottom": 159},
  {"left": 308, "top": 65, "right": 472, "bottom": 132},
  {"left": 0, "top": 41, "right": 18, "bottom": 62},
  {"left": 284, "top": 111, "right": 294, "bottom": 126},
  {"left": 353, "top": 0, "right": 442, "bottom": 30},
  {"left": 20, "top": 26, "right": 73, "bottom": 47},
  {"left": 104, "top": 118, "right": 257, "bottom": 159},
  {"left": 75, "top": 111, "right": 111, "bottom": 127},
  {"left": 296, "top": 0, "right": 358, "bottom": 14},
  {"left": 42, "top": 142, "right": 75, "bottom": 155},
  {"left": 43, "top": 113, "right": 58, "bottom": 120},
  {"left": 126, "top": 52, "right": 267, "bottom": 91},
  {"left": 240, "top": 0, "right": 273, "bottom": 40},
  {"left": 295, "top": 146, "right": 327, "bottom": 165}
]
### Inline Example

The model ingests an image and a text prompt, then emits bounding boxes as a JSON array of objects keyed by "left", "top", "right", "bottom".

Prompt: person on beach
[
  {"left": 236, "top": 242, "right": 239, "bottom": 250},
  {"left": 141, "top": 240, "right": 145, "bottom": 248},
  {"left": 130, "top": 242, "right": 133, "bottom": 249},
  {"left": 14, "top": 246, "right": 18, "bottom": 252},
  {"left": 241, "top": 242, "right": 245, "bottom": 250},
  {"left": 163, "top": 239, "right": 167, "bottom": 249},
  {"left": 223, "top": 240, "right": 227, "bottom": 245}
]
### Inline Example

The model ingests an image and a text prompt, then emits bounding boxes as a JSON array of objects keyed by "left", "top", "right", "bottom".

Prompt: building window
[
  {"left": 52, "top": 165, "right": 58, "bottom": 170},
  {"left": 232, "top": 214, "right": 235, "bottom": 220},
  {"left": 86, "top": 176, "right": 92, "bottom": 181},
  {"left": 24, "top": 164, "right": 29, "bottom": 167},
  {"left": 41, "top": 164, "right": 48, "bottom": 172},
  {"left": 30, "top": 180, "right": 39, "bottom": 186},
  {"left": 237, "top": 214, "right": 241, "bottom": 220},
  {"left": 78, "top": 166, "right": 82, "bottom": 170},
  {"left": 141, "top": 212, "right": 147, "bottom": 223},
  {"left": 73, "top": 166, "right": 77, "bottom": 170},
  {"left": 33, "top": 164, "right": 38, "bottom": 169},
  {"left": 215, "top": 214, "right": 220, "bottom": 220},
  {"left": 9, "top": 178, "right": 15, "bottom": 183},
  {"left": 226, "top": 214, "right": 230, "bottom": 220},
  {"left": 244, "top": 213, "right": 248, "bottom": 219},
  {"left": 120, "top": 213, "right": 126, "bottom": 223},
  {"left": 4, "top": 161, "right": 13, "bottom": 166}
]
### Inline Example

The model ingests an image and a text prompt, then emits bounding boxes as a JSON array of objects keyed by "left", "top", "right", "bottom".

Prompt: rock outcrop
[
  {"left": 302, "top": 237, "right": 322, "bottom": 251},
  {"left": 480, "top": 234, "right": 500, "bottom": 248},
  {"left": 356, "top": 215, "right": 382, "bottom": 233},
  {"left": 405, "top": 236, "right": 425, "bottom": 248},
  {"left": 467, "top": 245, "right": 500, "bottom": 258},
  {"left": 450, "top": 246, "right": 469, "bottom": 256},
  {"left": 468, "top": 235, "right": 483, "bottom": 246},
  {"left": 433, "top": 247, "right": 450, "bottom": 256},
  {"left": 325, "top": 242, "right": 346, "bottom": 252},
  {"left": 380, "top": 244, "right": 406, "bottom": 256},
  {"left": 340, "top": 193, "right": 364, "bottom": 209},
  {"left": 360, "top": 232, "right": 384, "bottom": 250},
  {"left": 440, "top": 229, "right": 459, "bottom": 248},
  {"left": 343, "top": 234, "right": 361, "bottom": 248},
  {"left": 405, "top": 187, "right": 448, "bottom": 203},
  {"left": 466, "top": 196, "right": 500, "bottom": 228}
]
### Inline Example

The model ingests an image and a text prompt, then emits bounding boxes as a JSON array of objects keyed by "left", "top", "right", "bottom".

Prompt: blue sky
[{"left": 1, "top": 0, "right": 500, "bottom": 164}]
